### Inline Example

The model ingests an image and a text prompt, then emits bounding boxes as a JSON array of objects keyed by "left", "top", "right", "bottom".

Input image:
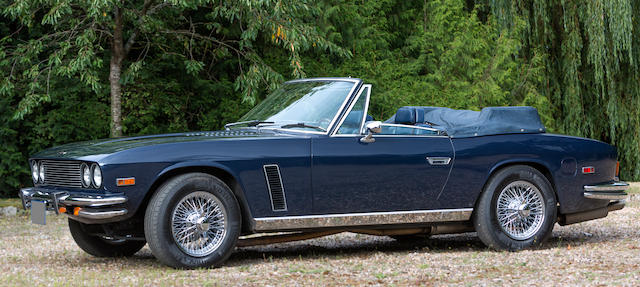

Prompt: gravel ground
[{"left": 0, "top": 200, "right": 638, "bottom": 286}]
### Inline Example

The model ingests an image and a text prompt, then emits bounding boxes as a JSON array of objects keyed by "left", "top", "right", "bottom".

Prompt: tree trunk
[{"left": 109, "top": 7, "right": 125, "bottom": 138}]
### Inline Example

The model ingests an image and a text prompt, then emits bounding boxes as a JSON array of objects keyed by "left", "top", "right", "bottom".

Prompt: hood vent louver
[{"left": 263, "top": 164, "right": 287, "bottom": 211}]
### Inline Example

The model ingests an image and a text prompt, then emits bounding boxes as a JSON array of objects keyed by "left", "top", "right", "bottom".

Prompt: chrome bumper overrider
[
  {"left": 19, "top": 187, "right": 128, "bottom": 220},
  {"left": 583, "top": 181, "right": 629, "bottom": 201}
]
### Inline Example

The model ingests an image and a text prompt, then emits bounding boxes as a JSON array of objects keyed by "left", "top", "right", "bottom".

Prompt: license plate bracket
[{"left": 31, "top": 200, "right": 46, "bottom": 225}]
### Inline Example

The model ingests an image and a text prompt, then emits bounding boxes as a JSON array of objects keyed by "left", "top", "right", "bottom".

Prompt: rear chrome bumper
[
  {"left": 583, "top": 181, "right": 629, "bottom": 201},
  {"left": 19, "top": 187, "right": 128, "bottom": 220}
]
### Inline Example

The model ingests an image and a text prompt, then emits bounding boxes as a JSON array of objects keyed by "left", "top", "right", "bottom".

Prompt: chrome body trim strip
[
  {"left": 61, "top": 196, "right": 128, "bottom": 207},
  {"left": 253, "top": 208, "right": 473, "bottom": 231},
  {"left": 584, "top": 192, "right": 628, "bottom": 200},
  {"left": 379, "top": 122, "right": 442, "bottom": 133},
  {"left": 584, "top": 181, "right": 629, "bottom": 192},
  {"left": 76, "top": 209, "right": 127, "bottom": 220}
]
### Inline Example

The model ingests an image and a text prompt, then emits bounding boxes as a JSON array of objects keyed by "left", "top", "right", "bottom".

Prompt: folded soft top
[{"left": 386, "top": 106, "right": 546, "bottom": 138}]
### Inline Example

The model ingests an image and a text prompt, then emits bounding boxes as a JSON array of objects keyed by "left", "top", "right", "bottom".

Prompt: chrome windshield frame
[
  {"left": 330, "top": 84, "right": 372, "bottom": 136},
  {"left": 255, "top": 77, "right": 363, "bottom": 135}
]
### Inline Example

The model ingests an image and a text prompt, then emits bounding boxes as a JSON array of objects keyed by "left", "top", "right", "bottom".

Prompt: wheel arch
[
  {"left": 480, "top": 160, "right": 559, "bottom": 207},
  {"left": 139, "top": 162, "right": 254, "bottom": 234}
]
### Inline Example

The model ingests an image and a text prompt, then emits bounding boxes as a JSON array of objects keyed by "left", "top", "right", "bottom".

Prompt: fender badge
[{"left": 58, "top": 151, "right": 67, "bottom": 155}]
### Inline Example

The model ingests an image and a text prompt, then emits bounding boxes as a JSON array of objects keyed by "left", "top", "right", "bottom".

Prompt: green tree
[
  {"left": 1, "top": 0, "right": 349, "bottom": 137},
  {"left": 488, "top": 0, "right": 640, "bottom": 179}
]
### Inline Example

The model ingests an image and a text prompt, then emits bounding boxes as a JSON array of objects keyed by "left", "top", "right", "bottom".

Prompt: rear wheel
[
  {"left": 144, "top": 173, "right": 241, "bottom": 268},
  {"left": 474, "top": 165, "right": 557, "bottom": 251},
  {"left": 68, "top": 219, "right": 146, "bottom": 257}
]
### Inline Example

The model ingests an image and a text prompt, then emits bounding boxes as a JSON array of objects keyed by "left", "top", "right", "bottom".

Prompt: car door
[{"left": 311, "top": 85, "right": 454, "bottom": 214}]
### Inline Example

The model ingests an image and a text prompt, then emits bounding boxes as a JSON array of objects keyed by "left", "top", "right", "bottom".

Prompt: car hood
[{"left": 32, "top": 129, "right": 281, "bottom": 161}]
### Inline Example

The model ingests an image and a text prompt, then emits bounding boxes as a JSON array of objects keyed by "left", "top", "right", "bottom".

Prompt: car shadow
[
  {"left": 79, "top": 226, "right": 625, "bottom": 268},
  {"left": 224, "top": 227, "right": 624, "bottom": 267},
  {"left": 225, "top": 232, "right": 483, "bottom": 266}
]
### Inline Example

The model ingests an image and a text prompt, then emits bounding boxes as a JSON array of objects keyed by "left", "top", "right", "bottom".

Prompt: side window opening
[{"left": 336, "top": 86, "right": 370, "bottom": 135}]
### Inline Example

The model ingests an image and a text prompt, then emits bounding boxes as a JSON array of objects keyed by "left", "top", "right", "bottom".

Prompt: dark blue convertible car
[{"left": 19, "top": 77, "right": 629, "bottom": 268}]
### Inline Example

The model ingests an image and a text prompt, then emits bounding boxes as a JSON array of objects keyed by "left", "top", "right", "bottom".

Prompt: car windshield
[{"left": 235, "top": 80, "right": 356, "bottom": 132}]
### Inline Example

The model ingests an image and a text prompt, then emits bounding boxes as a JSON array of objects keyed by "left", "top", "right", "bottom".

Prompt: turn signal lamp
[
  {"left": 616, "top": 161, "right": 620, "bottom": 177},
  {"left": 73, "top": 207, "right": 81, "bottom": 216},
  {"left": 117, "top": 177, "right": 135, "bottom": 186},
  {"left": 58, "top": 207, "right": 67, "bottom": 214}
]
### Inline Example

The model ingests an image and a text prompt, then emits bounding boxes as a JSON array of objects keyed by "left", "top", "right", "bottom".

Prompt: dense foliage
[{"left": 1, "top": 0, "right": 638, "bottom": 197}]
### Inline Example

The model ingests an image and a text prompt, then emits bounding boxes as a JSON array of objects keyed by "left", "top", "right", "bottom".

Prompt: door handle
[{"left": 426, "top": 157, "right": 451, "bottom": 165}]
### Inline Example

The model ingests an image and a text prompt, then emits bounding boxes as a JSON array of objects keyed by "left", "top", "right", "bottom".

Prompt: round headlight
[
  {"left": 31, "top": 161, "right": 39, "bottom": 183},
  {"left": 39, "top": 162, "right": 45, "bottom": 183},
  {"left": 92, "top": 164, "right": 102, "bottom": 188},
  {"left": 81, "top": 163, "right": 91, "bottom": 187}
]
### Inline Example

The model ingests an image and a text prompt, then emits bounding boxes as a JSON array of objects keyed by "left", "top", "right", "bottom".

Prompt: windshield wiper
[
  {"left": 280, "top": 123, "right": 327, "bottom": 132},
  {"left": 224, "top": 120, "right": 275, "bottom": 130}
]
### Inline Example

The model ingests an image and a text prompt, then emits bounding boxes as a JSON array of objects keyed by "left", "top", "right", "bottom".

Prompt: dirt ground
[{"left": 0, "top": 199, "right": 638, "bottom": 286}]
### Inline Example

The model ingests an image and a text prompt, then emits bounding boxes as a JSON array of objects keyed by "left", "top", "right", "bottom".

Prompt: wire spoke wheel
[
  {"left": 171, "top": 191, "right": 227, "bottom": 257},
  {"left": 496, "top": 180, "right": 546, "bottom": 240}
]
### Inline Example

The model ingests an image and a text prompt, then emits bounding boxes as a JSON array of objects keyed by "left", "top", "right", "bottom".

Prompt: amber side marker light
[
  {"left": 616, "top": 161, "right": 620, "bottom": 177},
  {"left": 58, "top": 207, "right": 66, "bottom": 214},
  {"left": 73, "top": 207, "right": 81, "bottom": 216},
  {"left": 117, "top": 177, "right": 136, "bottom": 186}
]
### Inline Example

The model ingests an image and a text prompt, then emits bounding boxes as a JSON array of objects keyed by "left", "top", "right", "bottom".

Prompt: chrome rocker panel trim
[
  {"left": 253, "top": 208, "right": 473, "bottom": 232},
  {"left": 19, "top": 187, "right": 128, "bottom": 221},
  {"left": 583, "top": 181, "right": 629, "bottom": 200}
]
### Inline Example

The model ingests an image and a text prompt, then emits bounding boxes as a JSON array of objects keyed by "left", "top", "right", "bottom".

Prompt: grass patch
[{"left": 0, "top": 198, "right": 22, "bottom": 208}]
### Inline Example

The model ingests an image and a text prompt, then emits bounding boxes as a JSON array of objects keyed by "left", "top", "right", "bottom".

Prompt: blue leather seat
[{"left": 394, "top": 107, "right": 425, "bottom": 125}]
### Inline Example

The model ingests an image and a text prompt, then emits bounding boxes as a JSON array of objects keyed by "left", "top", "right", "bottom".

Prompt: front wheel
[
  {"left": 474, "top": 165, "right": 557, "bottom": 251},
  {"left": 144, "top": 173, "right": 241, "bottom": 268}
]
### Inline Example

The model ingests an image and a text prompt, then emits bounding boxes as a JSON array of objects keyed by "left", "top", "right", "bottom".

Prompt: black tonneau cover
[{"left": 402, "top": 106, "right": 546, "bottom": 138}]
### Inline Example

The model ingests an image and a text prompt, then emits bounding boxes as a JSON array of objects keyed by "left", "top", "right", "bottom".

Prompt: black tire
[
  {"left": 474, "top": 165, "right": 557, "bottom": 251},
  {"left": 144, "top": 173, "right": 241, "bottom": 269},
  {"left": 68, "top": 219, "right": 146, "bottom": 257}
]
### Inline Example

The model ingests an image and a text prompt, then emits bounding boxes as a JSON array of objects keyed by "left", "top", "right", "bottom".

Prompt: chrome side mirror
[{"left": 360, "top": 121, "right": 382, "bottom": 143}]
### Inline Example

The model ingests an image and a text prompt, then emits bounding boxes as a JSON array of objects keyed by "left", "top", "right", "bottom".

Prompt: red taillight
[
  {"left": 616, "top": 161, "right": 620, "bottom": 177},
  {"left": 582, "top": 166, "right": 595, "bottom": 174}
]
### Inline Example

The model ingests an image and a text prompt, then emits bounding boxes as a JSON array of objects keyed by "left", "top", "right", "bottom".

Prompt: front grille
[{"left": 41, "top": 160, "right": 83, "bottom": 188}]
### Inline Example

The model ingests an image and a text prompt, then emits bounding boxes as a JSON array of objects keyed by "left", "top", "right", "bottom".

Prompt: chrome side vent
[{"left": 263, "top": 164, "right": 287, "bottom": 211}]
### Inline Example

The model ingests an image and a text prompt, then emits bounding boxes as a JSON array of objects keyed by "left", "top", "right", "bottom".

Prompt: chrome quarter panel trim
[
  {"left": 584, "top": 181, "right": 630, "bottom": 192},
  {"left": 76, "top": 209, "right": 127, "bottom": 220},
  {"left": 584, "top": 192, "right": 628, "bottom": 200},
  {"left": 379, "top": 123, "right": 442, "bottom": 133},
  {"left": 253, "top": 208, "right": 473, "bottom": 231}
]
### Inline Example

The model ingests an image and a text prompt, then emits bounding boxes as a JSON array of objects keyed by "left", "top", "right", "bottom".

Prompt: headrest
[{"left": 395, "top": 107, "right": 424, "bottom": 125}]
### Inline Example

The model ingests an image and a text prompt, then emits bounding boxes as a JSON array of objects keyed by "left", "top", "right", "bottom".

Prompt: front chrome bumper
[
  {"left": 583, "top": 181, "right": 629, "bottom": 201},
  {"left": 19, "top": 187, "right": 128, "bottom": 220}
]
